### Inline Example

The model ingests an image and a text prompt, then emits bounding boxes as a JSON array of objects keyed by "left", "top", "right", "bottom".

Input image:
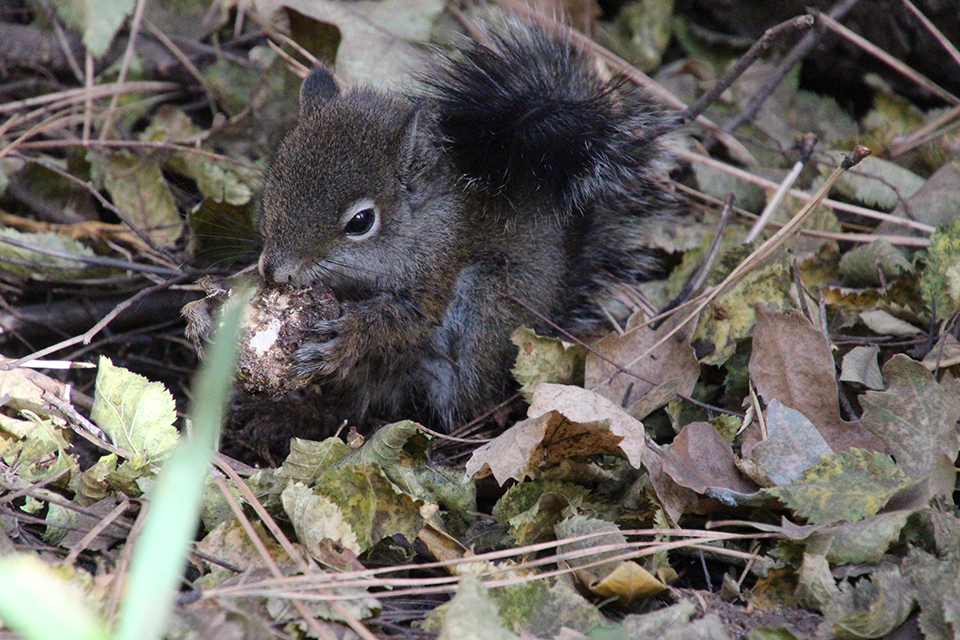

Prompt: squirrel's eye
[
  {"left": 344, "top": 209, "right": 375, "bottom": 235},
  {"left": 340, "top": 199, "right": 381, "bottom": 241}
]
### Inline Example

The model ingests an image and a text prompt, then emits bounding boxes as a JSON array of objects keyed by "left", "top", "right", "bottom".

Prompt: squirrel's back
[{"left": 422, "top": 18, "right": 683, "bottom": 331}]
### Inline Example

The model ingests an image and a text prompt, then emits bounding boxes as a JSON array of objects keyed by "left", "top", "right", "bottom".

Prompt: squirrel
[{"left": 256, "top": 16, "right": 684, "bottom": 430}]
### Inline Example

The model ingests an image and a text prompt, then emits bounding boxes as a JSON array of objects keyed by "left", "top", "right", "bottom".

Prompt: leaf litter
[{"left": 1, "top": 0, "right": 960, "bottom": 638}]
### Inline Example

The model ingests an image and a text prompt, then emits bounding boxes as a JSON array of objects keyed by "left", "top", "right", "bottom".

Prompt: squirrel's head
[{"left": 258, "top": 67, "right": 456, "bottom": 295}]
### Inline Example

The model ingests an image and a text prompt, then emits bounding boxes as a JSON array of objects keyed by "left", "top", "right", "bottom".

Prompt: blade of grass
[{"left": 114, "top": 288, "right": 249, "bottom": 640}]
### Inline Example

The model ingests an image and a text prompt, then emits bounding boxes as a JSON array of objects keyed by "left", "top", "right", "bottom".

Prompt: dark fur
[{"left": 257, "top": 18, "right": 684, "bottom": 429}]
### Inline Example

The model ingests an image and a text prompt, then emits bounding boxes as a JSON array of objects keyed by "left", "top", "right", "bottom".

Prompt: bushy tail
[{"left": 422, "top": 18, "right": 677, "bottom": 212}]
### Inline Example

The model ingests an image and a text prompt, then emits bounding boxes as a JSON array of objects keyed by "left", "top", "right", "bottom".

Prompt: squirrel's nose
[{"left": 258, "top": 250, "right": 296, "bottom": 284}]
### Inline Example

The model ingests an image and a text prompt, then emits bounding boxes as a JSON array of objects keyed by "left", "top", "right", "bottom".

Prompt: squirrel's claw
[{"left": 293, "top": 314, "right": 361, "bottom": 379}]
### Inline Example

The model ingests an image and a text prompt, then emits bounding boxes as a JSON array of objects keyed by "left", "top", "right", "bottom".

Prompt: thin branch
[
  {"left": 745, "top": 133, "right": 818, "bottom": 243},
  {"left": 817, "top": 11, "right": 959, "bottom": 104},
  {"left": 675, "top": 148, "right": 936, "bottom": 234},
  {"left": 99, "top": 0, "right": 149, "bottom": 140},
  {"left": 0, "top": 276, "right": 190, "bottom": 369},
  {"left": 900, "top": 0, "right": 960, "bottom": 70},
  {"left": 606, "top": 146, "right": 873, "bottom": 382},
  {"left": 724, "top": 0, "right": 863, "bottom": 133},
  {"left": 0, "top": 234, "right": 184, "bottom": 277},
  {"left": 683, "top": 15, "right": 815, "bottom": 124}
]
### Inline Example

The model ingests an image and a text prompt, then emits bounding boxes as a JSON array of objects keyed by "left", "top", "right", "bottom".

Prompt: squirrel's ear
[
  {"left": 396, "top": 105, "right": 441, "bottom": 188},
  {"left": 299, "top": 67, "right": 340, "bottom": 114}
]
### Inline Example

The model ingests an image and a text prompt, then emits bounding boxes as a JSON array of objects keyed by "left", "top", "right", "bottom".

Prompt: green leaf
[
  {"left": 91, "top": 356, "right": 179, "bottom": 467},
  {"left": 279, "top": 437, "right": 351, "bottom": 486},
  {"left": 803, "top": 511, "right": 912, "bottom": 566},
  {"left": 839, "top": 240, "right": 913, "bottom": 287},
  {"left": 921, "top": 215, "right": 960, "bottom": 315},
  {"left": 0, "top": 228, "right": 107, "bottom": 279},
  {"left": 767, "top": 449, "right": 911, "bottom": 524},
  {"left": 511, "top": 327, "right": 585, "bottom": 402},
  {"left": 819, "top": 151, "right": 925, "bottom": 210},
  {"left": 555, "top": 515, "right": 627, "bottom": 578},
  {"left": 491, "top": 577, "right": 605, "bottom": 637},
  {"left": 903, "top": 548, "right": 960, "bottom": 640},
  {"left": 438, "top": 575, "right": 519, "bottom": 640},
  {"left": 51, "top": 0, "right": 136, "bottom": 58},
  {"left": 88, "top": 151, "right": 182, "bottom": 247},
  {"left": 0, "top": 555, "right": 111, "bottom": 640}
]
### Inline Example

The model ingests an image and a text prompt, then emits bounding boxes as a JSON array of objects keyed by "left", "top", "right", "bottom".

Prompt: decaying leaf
[
  {"left": 820, "top": 565, "right": 915, "bottom": 640},
  {"left": 749, "top": 307, "right": 884, "bottom": 453},
  {"left": 921, "top": 333, "right": 960, "bottom": 371},
  {"left": 436, "top": 575, "right": 519, "bottom": 640},
  {"left": 511, "top": 327, "right": 586, "bottom": 402},
  {"left": 839, "top": 240, "right": 913, "bottom": 287},
  {"left": 921, "top": 215, "right": 960, "bottom": 315},
  {"left": 657, "top": 422, "right": 757, "bottom": 502},
  {"left": 465, "top": 384, "right": 645, "bottom": 484},
  {"left": 859, "top": 310, "right": 922, "bottom": 336},
  {"left": 904, "top": 548, "right": 960, "bottom": 640},
  {"left": 692, "top": 260, "right": 794, "bottom": 366},
  {"left": 859, "top": 355, "right": 960, "bottom": 501},
  {"left": 767, "top": 449, "right": 911, "bottom": 525},
  {"left": 586, "top": 311, "right": 699, "bottom": 420},
  {"left": 839, "top": 346, "right": 885, "bottom": 390},
  {"left": 490, "top": 576, "right": 606, "bottom": 636},
  {"left": 745, "top": 400, "right": 833, "bottom": 487},
  {"left": 0, "top": 228, "right": 108, "bottom": 280},
  {"left": 51, "top": 0, "right": 135, "bottom": 57},
  {"left": 819, "top": 151, "right": 925, "bottom": 211},
  {"left": 802, "top": 511, "right": 912, "bottom": 566},
  {"left": 88, "top": 151, "right": 183, "bottom": 248}
]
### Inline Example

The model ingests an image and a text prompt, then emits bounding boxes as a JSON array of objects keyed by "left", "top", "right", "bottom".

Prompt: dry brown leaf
[
  {"left": 658, "top": 422, "right": 757, "bottom": 496},
  {"left": 464, "top": 384, "right": 645, "bottom": 485},
  {"left": 921, "top": 333, "right": 960, "bottom": 371},
  {"left": 749, "top": 306, "right": 884, "bottom": 453},
  {"left": 585, "top": 313, "right": 699, "bottom": 420}
]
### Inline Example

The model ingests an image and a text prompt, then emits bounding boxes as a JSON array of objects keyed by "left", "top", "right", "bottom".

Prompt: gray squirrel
[{"left": 256, "top": 17, "right": 684, "bottom": 429}]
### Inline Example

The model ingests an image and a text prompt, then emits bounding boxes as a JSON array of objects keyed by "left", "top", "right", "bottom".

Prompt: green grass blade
[{"left": 115, "top": 290, "right": 248, "bottom": 640}]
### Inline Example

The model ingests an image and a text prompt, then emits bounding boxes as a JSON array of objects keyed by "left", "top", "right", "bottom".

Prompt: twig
[
  {"left": 745, "top": 133, "right": 818, "bottom": 243},
  {"left": 817, "top": 11, "right": 959, "bottom": 104},
  {"left": 675, "top": 148, "right": 936, "bottom": 234},
  {"left": 510, "top": 294, "right": 744, "bottom": 418},
  {"left": 63, "top": 498, "right": 133, "bottom": 566},
  {"left": 15, "top": 153, "right": 182, "bottom": 261},
  {"left": 675, "top": 183, "right": 931, "bottom": 247},
  {"left": 724, "top": 0, "right": 863, "bottom": 133},
  {"left": 0, "top": 81, "right": 180, "bottom": 114},
  {"left": 607, "top": 146, "right": 873, "bottom": 382},
  {"left": 654, "top": 192, "right": 736, "bottom": 328},
  {"left": 888, "top": 102, "right": 960, "bottom": 157},
  {"left": 900, "top": 0, "right": 960, "bottom": 69},
  {"left": 683, "top": 15, "right": 815, "bottom": 124},
  {"left": 210, "top": 474, "right": 341, "bottom": 640},
  {"left": 144, "top": 21, "right": 219, "bottom": 114},
  {"left": 99, "top": 0, "right": 150, "bottom": 140},
  {"left": 0, "top": 234, "right": 184, "bottom": 277},
  {"left": 0, "top": 276, "right": 190, "bottom": 370}
]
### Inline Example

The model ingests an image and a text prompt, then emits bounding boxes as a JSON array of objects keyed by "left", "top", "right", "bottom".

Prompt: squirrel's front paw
[{"left": 293, "top": 311, "right": 363, "bottom": 379}]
